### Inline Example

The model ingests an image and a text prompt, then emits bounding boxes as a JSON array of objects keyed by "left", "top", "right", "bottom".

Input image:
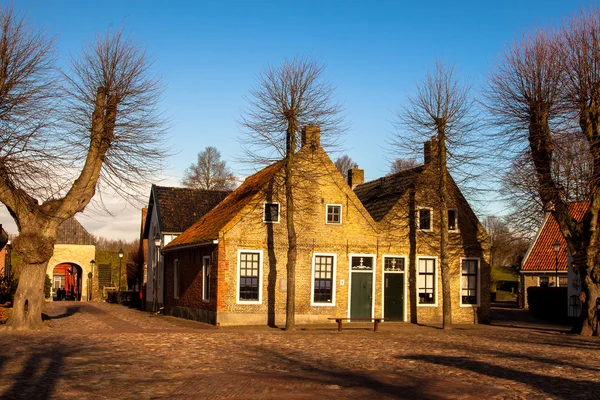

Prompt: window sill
[
  {"left": 325, "top": 222, "right": 342, "bottom": 225},
  {"left": 417, "top": 303, "right": 438, "bottom": 307},
  {"left": 460, "top": 303, "right": 480, "bottom": 308},
  {"left": 236, "top": 300, "right": 262, "bottom": 305},
  {"left": 311, "top": 302, "right": 336, "bottom": 307}
]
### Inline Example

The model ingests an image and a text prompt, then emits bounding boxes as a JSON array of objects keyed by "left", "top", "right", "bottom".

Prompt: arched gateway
[{"left": 46, "top": 217, "right": 96, "bottom": 302}]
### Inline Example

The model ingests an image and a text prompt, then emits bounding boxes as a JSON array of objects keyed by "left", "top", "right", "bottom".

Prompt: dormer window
[
  {"left": 326, "top": 204, "right": 342, "bottom": 224},
  {"left": 418, "top": 208, "right": 432, "bottom": 231},
  {"left": 263, "top": 203, "right": 280, "bottom": 223}
]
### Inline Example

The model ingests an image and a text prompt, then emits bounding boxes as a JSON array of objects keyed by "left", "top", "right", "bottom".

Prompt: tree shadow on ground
[
  {"left": 42, "top": 306, "right": 81, "bottom": 321},
  {"left": 250, "top": 346, "right": 432, "bottom": 398},
  {"left": 400, "top": 354, "right": 600, "bottom": 398},
  {"left": 1, "top": 344, "right": 71, "bottom": 400},
  {"left": 430, "top": 338, "right": 600, "bottom": 373}
]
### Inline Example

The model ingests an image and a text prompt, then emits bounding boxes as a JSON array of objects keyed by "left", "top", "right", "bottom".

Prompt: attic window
[
  {"left": 326, "top": 204, "right": 342, "bottom": 224},
  {"left": 418, "top": 208, "right": 432, "bottom": 231},
  {"left": 263, "top": 203, "right": 280, "bottom": 223},
  {"left": 448, "top": 209, "right": 457, "bottom": 231}
]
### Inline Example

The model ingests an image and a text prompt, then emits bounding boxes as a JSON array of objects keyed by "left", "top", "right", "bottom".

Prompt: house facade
[
  {"left": 520, "top": 201, "right": 587, "bottom": 313},
  {"left": 142, "top": 185, "right": 230, "bottom": 311},
  {"left": 162, "top": 126, "right": 491, "bottom": 326}
]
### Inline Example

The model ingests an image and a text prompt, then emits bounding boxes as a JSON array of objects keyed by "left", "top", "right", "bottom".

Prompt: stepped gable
[
  {"left": 353, "top": 166, "right": 424, "bottom": 222},
  {"left": 155, "top": 186, "right": 231, "bottom": 233},
  {"left": 56, "top": 217, "right": 95, "bottom": 245},
  {"left": 167, "top": 161, "right": 283, "bottom": 248}
]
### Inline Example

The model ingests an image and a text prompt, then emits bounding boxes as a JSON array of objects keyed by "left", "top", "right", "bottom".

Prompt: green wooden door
[
  {"left": 384, "top": 273, "right": 404, "bottom": 321},
  {"left": 351, "top": 272, "right": 373, "bottom": 318}
]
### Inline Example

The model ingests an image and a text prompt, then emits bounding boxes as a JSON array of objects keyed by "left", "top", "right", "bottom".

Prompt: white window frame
[
  {"left": 381, "top": 255, "right": 408, "bottom": 322},
  {"left": 347, "top": 253, "right": 377, "bottom": 318},
  {"left": 263, "top": 202, "right": 280, "bottom": 223},
  {"left": 236, "top": 249, "right": 263, "bottom": 305},
  {"left": 418, "top": 207, "right": 433, "bottom": 231},
  {"left": 325, "top": 204, "right": 343, "bottom": 225},
  {"left": 202, "top": 256, "right": 211, "bottom": 302},
  {"left": 459, "top": 257, "right": 481, "bottom": 307},
  {"left": 417, "top": 256, "right": 438, "bottom": 307},
  {"left": 448, "top": 209, "right": 458, "bottom": 232},
  {"left": 310, "top": 253, "right": 337, "bottom": 306},
  {"left": 173, "top": 259, "right": 179, "bottom": 299}
]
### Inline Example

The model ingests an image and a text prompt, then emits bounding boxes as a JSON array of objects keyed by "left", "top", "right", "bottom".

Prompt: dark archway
[{"left": 52, "top": 263, "right": 83, "bottom": 301}]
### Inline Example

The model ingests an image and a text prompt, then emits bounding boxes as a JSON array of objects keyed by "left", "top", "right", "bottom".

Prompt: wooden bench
[{"left": 328, "top": 317, "right": 388, "bottom": 332}]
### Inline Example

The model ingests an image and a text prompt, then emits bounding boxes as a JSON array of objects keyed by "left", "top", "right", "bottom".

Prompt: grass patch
[{"left": 492, "top": 265, "right": 518, "bottom": 282}]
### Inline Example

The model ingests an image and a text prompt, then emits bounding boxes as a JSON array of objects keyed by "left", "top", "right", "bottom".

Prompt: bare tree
[
  {"left": 0, "top": 5, "right": 167, "bottom": 329},
  {"left": 182, "top": 146, "right": 236, "bottom": 190},
  {"left": 334, "top": 154, "right": 355, "bottom": 179},
  {"left": 393, "top": 62, "right": 478, "bottom": 329},
  {"left": 486, "top": 8, "right": 600, "bottom": 335},
  {"left": 240, "top": 56, "right": 344, "bottom": 330},
  {"left": 501, "top": 132, "right": 591, "bottom": 238},
  {"left": 389, "top": 158, "right": 419, "bottom": 174}
]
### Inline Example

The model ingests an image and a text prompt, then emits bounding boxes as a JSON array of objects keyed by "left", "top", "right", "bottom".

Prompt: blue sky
[{"left": 0, "top": 0, "right": 592, "bottom": 240}]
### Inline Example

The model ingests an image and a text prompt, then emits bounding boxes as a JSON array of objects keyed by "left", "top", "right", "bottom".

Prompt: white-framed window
[
  {"left": 418, "top": 257, "right": 437, "bottom": 306},
  {"left": 448, "top": 209, "right": 458, "bottom": 231},
  {"left": 202, "top": 256, "right": 211, "bottom": 302},
  {"left": 311, "top": 253, "right": 336, "bottom": 306},
  {"left": 418, "top": 208, "right": 432, "bottom": 231},
  {"left": 263, "top": 202, "right": 280, "bottom": 223},
  {"left": 326, "top": 204, "right": 342, "bottom": 225},
  {"left": 173, "top": 259, "right": 179, "bottom": 299},
  {"left": 237, "top": 250, "right": 263, "bottom": 304},
  {"left": 460, "top": 258, "right": 480, "bottom": 306}
]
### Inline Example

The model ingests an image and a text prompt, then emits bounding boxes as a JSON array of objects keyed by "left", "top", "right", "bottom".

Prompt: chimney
[
  {"left": 424, "top": 141, "right": 432, "bottom": 164},
  {"left": 348, "top": 165, "right": 364, "bottom": 188},
  {"left": 301, "top": 125, "right": 321, "bottom": 148}
]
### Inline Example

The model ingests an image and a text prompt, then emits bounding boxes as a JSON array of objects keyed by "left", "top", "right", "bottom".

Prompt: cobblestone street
[{"left": 0, "top": 302, "right": 598, "bottom": 399}]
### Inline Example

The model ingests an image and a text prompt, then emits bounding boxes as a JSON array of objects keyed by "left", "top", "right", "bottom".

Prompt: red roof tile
[
  {"left": 165, "top": 160, "right": 283, "bottom": 249},
  {"left": 521, "top": 201, "right": 588, "bottom": 272}
]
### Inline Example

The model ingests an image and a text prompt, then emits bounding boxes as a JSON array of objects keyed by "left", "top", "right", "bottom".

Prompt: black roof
[
  {"left": 353, "top": 166, "right": 424, "bottom": 222},
  {"left": 144, "top": 185, "right": 231, "bottom": 236},
  {"left": 56, "top": 217, "right": 95, "bottom": 245}
]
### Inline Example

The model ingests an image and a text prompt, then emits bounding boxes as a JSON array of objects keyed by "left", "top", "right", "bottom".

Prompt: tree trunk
[
  {"left": 578, "top": 232, "right": 600, "bottom": 336},
  {"left": 408, "top": 186, "right": 418, "bottom": 324},
  {"left": 439, "top": 134, "right": 452, "bottom": 329},
  {"left": 284, "top": 126, "right": 297, "bottom": 331},
  {"left": 7, "top": 261, "right": 48, "bottom": 330},
  {"left": 6, "top": 232, "right": 56, "bottom": 330}
]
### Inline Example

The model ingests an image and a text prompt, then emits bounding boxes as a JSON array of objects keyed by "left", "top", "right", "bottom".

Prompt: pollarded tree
[
  {"left": 0, "top": 6, "right": 167, "bottom": 329},
  {"left": 182, "top": 146, "right": 236, "bottom": 190},
  {"left": 501, "top": 132, "right": 591, "bottom": 238},
  {"left": 239, "top": 56, "right": 344, "bottom": 330},
  {"left": 392, "top": 62, "right": 478, "bottom": 329},
  {"left": 334, "top": 154, "right": 355, "bottom": 180},
  {"left": 486, "top": 8, "right": 600, "bottom": 335}
]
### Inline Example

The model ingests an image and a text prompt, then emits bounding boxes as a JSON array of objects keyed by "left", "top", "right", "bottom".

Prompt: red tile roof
[
  {"left": 165, "top": 160, "right": 283, "bottom": 249},
  {"left": 521, "top": 201, "right": 588, "bottom": 272}
]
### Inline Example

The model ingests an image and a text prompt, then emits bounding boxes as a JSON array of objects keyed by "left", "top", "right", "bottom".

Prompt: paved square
[{"left": 0, "top": 302, "right": 598, "bottom": 399}]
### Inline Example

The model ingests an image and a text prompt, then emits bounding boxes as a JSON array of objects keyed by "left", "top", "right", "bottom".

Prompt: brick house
[
  {"left": 520, "top": 201, "right": 587, "bottom": 312},
  {"left": 352, "top": 143, "right": 491, "bottom": 324},
  {"left": 142, "top": 185, "right": 230, "bottom": 311},
  {"left": 162, "top": 126, "right": 490, "bottom": 326}
]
